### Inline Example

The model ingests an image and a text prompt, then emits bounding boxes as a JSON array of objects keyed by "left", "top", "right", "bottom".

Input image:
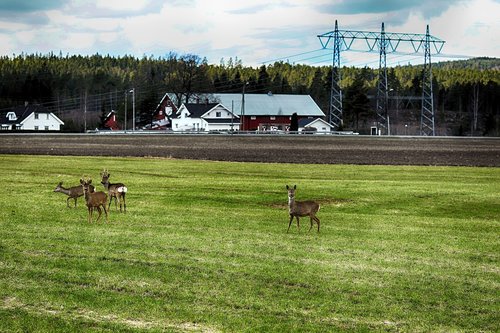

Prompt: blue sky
[{"left": 0, "top": 0, "right": 498, "bottom": 67}]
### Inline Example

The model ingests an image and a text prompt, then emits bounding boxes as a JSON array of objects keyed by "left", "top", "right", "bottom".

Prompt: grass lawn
[{"left": 0, "top": 155, "right": 498, "bottom": 332}]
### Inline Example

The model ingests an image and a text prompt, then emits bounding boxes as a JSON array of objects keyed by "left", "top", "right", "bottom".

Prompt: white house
[
  {"left": 171, "top": 102, "right": 239, "bottom": 132},
  {"left": 1, "top": 104, "right": 64, "bottom": 131},
  {"left": 298, "top": 118, "right": 334, "bottom": 134}
]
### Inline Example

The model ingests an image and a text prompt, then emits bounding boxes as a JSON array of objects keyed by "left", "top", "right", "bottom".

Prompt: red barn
[{"left": 103, "top": 110, "right": 120, "bottom": 131}]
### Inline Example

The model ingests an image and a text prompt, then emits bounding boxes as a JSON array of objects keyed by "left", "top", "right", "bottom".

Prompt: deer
[
  {"left": 54, "top": 181, "right": 94, "bottom": 208},
  {"left": 100, "top": 169, "right": 127, "bottom": 213},
  {"left": 80, "top": 177, "right": 108, "bottom": 223},
  {"left": 286, "top": 185, "right": 321, "bottom": 232}
]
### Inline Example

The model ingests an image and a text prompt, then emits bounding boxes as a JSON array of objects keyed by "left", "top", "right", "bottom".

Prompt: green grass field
[{"left": 0, "top": 155, "right": 498, "bottom": 332}]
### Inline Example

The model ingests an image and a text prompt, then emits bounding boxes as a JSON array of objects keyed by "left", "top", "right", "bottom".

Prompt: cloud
[
  {"left": 0, "top": 0, "right": 64, "bottom": 12},
  {"left": 0, "top": 0, "right": 497, "bottom": 66},
  {"left": 319, "top": 0, "right": 467, "bottom": 21}
]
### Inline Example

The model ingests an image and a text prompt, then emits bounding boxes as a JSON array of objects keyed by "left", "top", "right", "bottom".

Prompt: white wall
[{"left": 21, "top": 113, "right": 63, "bottom": 131}]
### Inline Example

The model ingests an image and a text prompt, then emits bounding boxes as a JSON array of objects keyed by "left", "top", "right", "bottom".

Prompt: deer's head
[
  {"left": 286, "top": 185, "right": 297, "bottom": 199},
  {"left": 80, "top": 177, "right": 92, "bottom": 193},
  {"left": 54, "top": 181, "right": 63, "bottom": 192},
  {"left": 100, "top": 169, "right": 110, "bottom": 185}
]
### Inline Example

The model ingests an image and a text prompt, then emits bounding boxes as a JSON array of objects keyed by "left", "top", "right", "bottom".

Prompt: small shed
[{"left": 298, "top": 118, "right": 334, "bottom": 134}]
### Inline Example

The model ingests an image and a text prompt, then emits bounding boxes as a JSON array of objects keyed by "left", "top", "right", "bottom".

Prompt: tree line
[{"left": 0, "top": 53, "right": 499, "bottom": 135}]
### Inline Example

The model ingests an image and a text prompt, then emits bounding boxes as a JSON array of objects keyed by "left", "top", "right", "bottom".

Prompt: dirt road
[{"left": 0, "top": 134, "right": 499, "bottom": 166}]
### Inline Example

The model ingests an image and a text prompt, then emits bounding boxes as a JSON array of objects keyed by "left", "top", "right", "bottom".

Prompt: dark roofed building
[
  {"left": 0, "top": 103, "right": 64, "bottom": 131},
  {"left": 171, "top": 102, "right": 239, "bottom": 132}
]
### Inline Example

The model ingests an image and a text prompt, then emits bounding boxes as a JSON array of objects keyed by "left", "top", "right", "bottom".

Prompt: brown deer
[
  {"left": 54, "top": 181, "right": 94, "bottom": 207},
  {"left": 80, "top": 177, "right": 108, "bottom": 223},
  {"left": 286, "top": 185, "right": 321, "bottom": 232},
  {"left": 100, "top": 169, "right": 127, "bottom": 213}
]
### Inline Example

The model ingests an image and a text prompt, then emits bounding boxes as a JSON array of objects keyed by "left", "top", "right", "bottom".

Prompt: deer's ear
[
  {"left": 88, "top": 179, "right": 92, "bottom": 184},
  {"left": 80, "top": 179, "right": 84, "bottom": 184},
  {"left": 293, "top": 185, "right": 297, "bottom": 189},
  {"left": 286, "top": 185, "right": 289, "bottom": 189}
]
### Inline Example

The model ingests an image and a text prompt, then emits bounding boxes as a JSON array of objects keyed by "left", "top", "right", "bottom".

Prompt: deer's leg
[
  {"left": 309, "top": 216, "right": 313, "bottom": 232},
  {"left": 295, "top": 216, "right": 300, "bottom": 230},
  {"left": 88, "top": 207, "right": 92, "bottom": 223},
  {"left": 103, "top": 204, "right": 108, "bottom": 223},
  {"left": 73, "top": 197, "right": 78, "bottom": 208},
  {"left": 314, "top": 216, "right": 320, "bottom": 232},
  {"left": 66, "top": 197, "right": 71, "bottom": 208},
  {"left": 96, "top": 206, "right": 102, "bottom": 222},
  {"left": 118, "top": 194, "right": 122, "bottom": 213},
  {"left": 122, "top": 193, "right": 126, "bottom": 213},
  {"left": 287, "top": 215, "right": 294, "bottom": 233}
]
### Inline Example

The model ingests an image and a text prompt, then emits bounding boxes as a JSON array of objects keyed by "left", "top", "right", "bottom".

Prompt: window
[
  {"left": 7, "top": 112, "right": 16, "bottom": 121},
  {"left": 45, "top": 126, "right": 49, "bottom": 131},
  {"left": 270, "top": 116, "right": 276, "bottom": 120},
  {"left": 215, "top": 112, "right": 221, "bottom": 118},
  {"left": 34, "top": 113, "right": 39, "bottom": 119},
  {"left": 34, "top": 126, "right": 39, "bottom": 131},
  {"left": 251, "top": 116, "right": 256, "bottom": 120},
  {"left": 46, "top": 114, "right": 50, "bottom": 120}
]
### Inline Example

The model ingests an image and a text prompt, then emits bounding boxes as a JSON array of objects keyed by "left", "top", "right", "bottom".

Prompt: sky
[{"left": 0, "top": 0, "right": 499, "bottom": 67}]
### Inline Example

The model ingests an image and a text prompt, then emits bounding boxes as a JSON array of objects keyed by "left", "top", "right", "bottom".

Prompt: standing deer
[
  {"left": 54, "top": 181, "right": 94, "bottom": 207},
  {"left": 80, "top": 177, "right": 108, "bottom": 223},
  {"left": 100, "top": 169, "right": 127, "bottom": 213},
  {"left": 286, "top": 185, "right": 321, "bottom": 232}
]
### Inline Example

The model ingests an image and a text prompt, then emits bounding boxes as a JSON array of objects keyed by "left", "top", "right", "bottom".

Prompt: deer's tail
[{"left": 117, "top": 186, "right": 128, "bottom": 193}]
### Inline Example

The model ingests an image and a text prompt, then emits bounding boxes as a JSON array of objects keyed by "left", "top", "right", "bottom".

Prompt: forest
[{"left": 0, "top": 52, "right": 499, "bottom": 135}]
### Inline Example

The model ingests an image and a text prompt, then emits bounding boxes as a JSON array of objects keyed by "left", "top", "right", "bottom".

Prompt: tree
[
  {"left": 290, "top": 113, "right": 298, "bottom": 132},
  {"left": 343, "top": 72, "right": 371, "bottom": 131}
]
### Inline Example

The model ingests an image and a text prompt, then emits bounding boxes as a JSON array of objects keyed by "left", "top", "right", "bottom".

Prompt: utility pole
[
  {"left": 84, "top": 90, "right": 87, "bottom": 133},
  {"left": 241, "top": 82, "right": 248, "bottom": 131},
  {"left": 124, "top": 91, "right": 128, "bottom": 132},
  {"left": 130, "top": 88, "right": 136, "bottom": 132}
]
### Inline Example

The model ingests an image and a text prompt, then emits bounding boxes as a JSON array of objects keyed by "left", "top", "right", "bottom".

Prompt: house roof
[
  {"left": 0, "top": 104, "right": 52, "bottom": 125},
  {"left": 212, "top": 93, "right": 325, "bottom": 117},
  {"left": 299, "top": 117, "right": 333, "bottom": 129},
  {"left": 179, "top": 103, "right": 220, "bottom": 118}
]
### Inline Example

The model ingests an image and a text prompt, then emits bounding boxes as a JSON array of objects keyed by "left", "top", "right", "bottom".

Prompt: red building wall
[{"left": 242, "top": 116, "right": 292, "bottom": 131}]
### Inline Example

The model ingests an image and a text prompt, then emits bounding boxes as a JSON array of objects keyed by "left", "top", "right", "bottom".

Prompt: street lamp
[
  {"left": 130, "top": 88, "right": 135, "bottom": 132},
  {"left": 124, "top": 91, "right": 127, "bottom": 132},
  {"left": 241, "top": 82, "right": 249, "bottom": 131}
]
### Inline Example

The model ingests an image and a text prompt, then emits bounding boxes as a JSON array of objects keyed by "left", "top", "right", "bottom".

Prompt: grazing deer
[
  {"left": 286, "top": 185, "right": 321, "bottom": 232},
  {"left": 100, "top": 169, "right": 127, "bottom": 213},
  {"left": 80, "top": 177, "right": 108, "bottom": 223},
  {"left": 54, "top": 181, "right": 94, "bottom": 208}
]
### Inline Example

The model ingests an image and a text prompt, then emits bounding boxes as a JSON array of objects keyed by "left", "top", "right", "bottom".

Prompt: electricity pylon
[
  {"left": 318, "top": 22, "right": 445, "bottom": 135},
  {"left": 420, "top": 25, "right": 435, "bottom": 136}
]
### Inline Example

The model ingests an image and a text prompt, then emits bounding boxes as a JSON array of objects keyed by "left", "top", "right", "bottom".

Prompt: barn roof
[
  {"left": 162, "top": 92, "right": 325, "bottom": 117},
  {"left": 213, "top": 93, "right": 325, "bottom": 117}
]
